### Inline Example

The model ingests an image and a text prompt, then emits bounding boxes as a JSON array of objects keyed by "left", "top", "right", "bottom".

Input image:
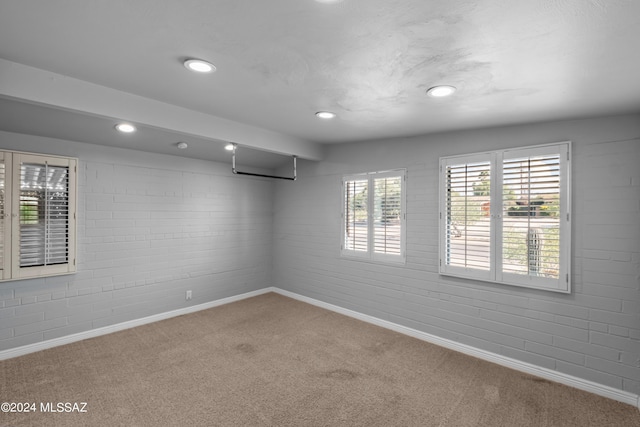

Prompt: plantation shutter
[
  {"left": 498, "top": 144, "right": 569, "bottom": 291},
  {"left": 440, "top": 142, "right": 570, "bottom": 293},
  {"left": 343, "top": 178, "right": 368, "bottom": 253},
  {"left": 502, "top": 153, "right": 561, "bottom": 277},
  {"left": 19, "top": 162, "right": 71, "bottom": 267},
  {"left": 0, "top": 151, "right": 76, "bottom": 282},
  {"left": 10, "top": 153, "right": 77, "bottom": 280},
  {"left": 373, "top": 175, "right": 402, "bottom": 255},
  {"left": 442, "top": 156, "right": 492, "bottom": 277},
  {"left": 343, "top": 170, "right": 406, "bottom": 262}
]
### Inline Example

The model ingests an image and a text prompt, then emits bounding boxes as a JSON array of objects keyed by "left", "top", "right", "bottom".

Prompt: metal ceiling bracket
[{"left": 230, "top": 144, "right": 297, "bottom": 181}]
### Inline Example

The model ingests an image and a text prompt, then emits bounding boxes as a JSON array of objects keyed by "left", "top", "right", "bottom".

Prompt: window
[
  {"left": 0, "top": 150, "right": 77, "bottom": 281},
  {"left": 439, "top": 142, "right": 570, "bottom": 293},
  {"left": 342, "top": 170, "right": 406, "bottom": 263}
]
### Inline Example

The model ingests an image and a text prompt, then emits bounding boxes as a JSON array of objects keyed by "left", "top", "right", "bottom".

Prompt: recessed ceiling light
[
  {"left": 316, "top": 111, "right": 336, "bottom": 119},
  {"left": 426, "top": 85, "right": 457, "bottom": 98},
  {"left": 115, "top": 123, "right": 136, "bottom": 133},
  {"left": 176, "top": 142, "right": 188, "bottom": 150},
  {"left": 184, "top": 58, "right": 216, "bottom": 73}
]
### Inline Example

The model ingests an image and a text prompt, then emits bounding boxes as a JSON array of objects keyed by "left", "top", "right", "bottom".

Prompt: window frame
[
  {"left": 439, "top": 142, "right": 571, "bottom": 293},
  {"left": 341, "top": 169, "right": 407, "bottom": 264},
  {"left": 1, "top": 150, "right": 78, "bottom": 281}
]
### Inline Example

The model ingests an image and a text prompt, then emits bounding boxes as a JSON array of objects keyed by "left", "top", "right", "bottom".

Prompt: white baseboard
[
  {"left": 0, "top": 288, "right": 272, "bottom": 362},
  {"left": 272, "top": 288, "right": 640, "bottom": 411},
  {"left": 2, "top": 286, "right": 638, "bottom": 411}
]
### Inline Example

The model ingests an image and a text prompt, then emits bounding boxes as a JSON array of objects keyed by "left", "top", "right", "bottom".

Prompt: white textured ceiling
[{"left": 1, "top": 0, "right": 639, "bottom": 164}]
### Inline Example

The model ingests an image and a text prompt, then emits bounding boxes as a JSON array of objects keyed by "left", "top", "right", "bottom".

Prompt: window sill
[
  {"left": 439, "top": 270, "right": 570, "bottom": 294},
  {"left": 341, "top": 251, "right": 406, "bottom": 266}
]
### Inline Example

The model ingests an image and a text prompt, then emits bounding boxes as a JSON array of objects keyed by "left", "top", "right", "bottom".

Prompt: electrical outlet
[{"left": 186, "top": 290, "right": 192, "bottom": 300}]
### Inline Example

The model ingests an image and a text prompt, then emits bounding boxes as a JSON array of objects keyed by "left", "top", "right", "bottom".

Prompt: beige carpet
[{"left": 1, "top": 292, "right": 638, "bottom": 426}]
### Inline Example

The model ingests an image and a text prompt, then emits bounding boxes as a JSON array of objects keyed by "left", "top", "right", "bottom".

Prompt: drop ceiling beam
[{"left": 0, "top": 59, "right": 323, "bottom": 161}]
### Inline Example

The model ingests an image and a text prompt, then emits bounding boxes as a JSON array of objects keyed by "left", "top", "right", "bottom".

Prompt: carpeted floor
[{"left": 1, "top": 292, "right": 638, "bottom": 426}]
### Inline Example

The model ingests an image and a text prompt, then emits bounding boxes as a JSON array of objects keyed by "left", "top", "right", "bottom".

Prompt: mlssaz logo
[{"left": 40, "top": 402, "right": 88, "bottom": 413}]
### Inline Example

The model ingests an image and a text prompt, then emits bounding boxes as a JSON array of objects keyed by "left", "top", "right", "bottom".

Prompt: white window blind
[
  {"left": 445, "top": 159, "right": 492, "bottom": 273},
  {"left": 19, "top": 162, "right": 71, "bottom": 267},
  {"left": 440, "top": 143, "right": 570, "bottom": 293},
  {"left": 373, "top": 175, "right": 403, "bottom": 256},
  {"left": 344, "top": 178, "right": 368, "bottom": 252},
  {"left": 342, "top": 170, "right": 406, "bottom": 263},
  {"left": 501, "top": 152, "right": 561, "bottom": 279},
  {"left": 0, "top": 150, "right": 77, "bottom": 281}
]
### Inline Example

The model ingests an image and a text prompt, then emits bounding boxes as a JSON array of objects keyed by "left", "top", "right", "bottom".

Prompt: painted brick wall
[
  {"left": 0, "top": 131, "right": 273, "bottom": 351},
  {"left": 2, "top": 114, "right": 638, "bottom": 398},
  {"left": 273, "top": 114, "right": 640, "bottom": 395}
]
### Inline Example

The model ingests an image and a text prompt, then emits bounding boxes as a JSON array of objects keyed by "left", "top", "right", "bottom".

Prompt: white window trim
[
  {"left": 439, "top": 142, "right": 571, "bottom": 293},
  {"left": 1, "top": 150, "right": 78, "bottom": 281},
  {"left": 341, "top": 169, "right": 407, "bottom": 264}
]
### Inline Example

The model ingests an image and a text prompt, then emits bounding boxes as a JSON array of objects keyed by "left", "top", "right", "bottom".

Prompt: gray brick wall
[
  {"left": 2, "top": 114, "right": 639, "bottom": 398},
  {"left": 273, "top": 114, "right": 640, "bottom": 395},
  {"left": 0, "top": 131, "right": 273, "bottom": 351}
]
